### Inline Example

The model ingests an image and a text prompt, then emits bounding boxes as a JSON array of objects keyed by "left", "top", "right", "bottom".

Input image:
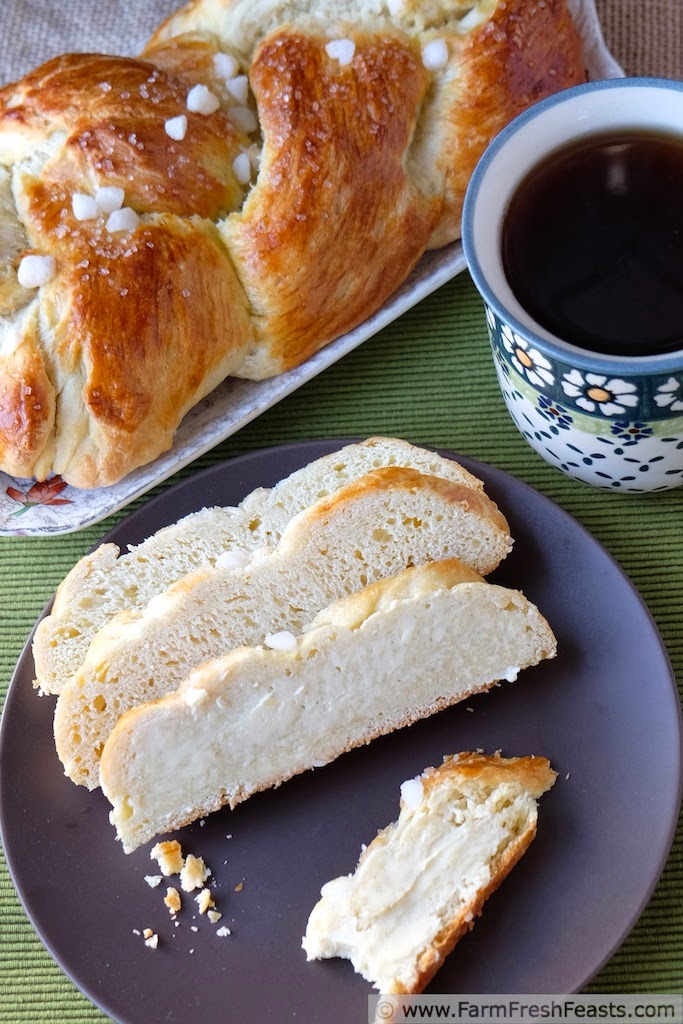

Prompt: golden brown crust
[
  {"left": 423, "top": 751, "right": 558, "bottom": 805},
  {"left": 399, "top": 753, "right": 556, "bottom": 994},
  {"left": 297, "top": 466, "right": 511, "bottom": 549},
  {"left": 226, "top": 28, "right": 440, "bottom": 378},
  {"left": 0, "top": 308, "right": 55, "bottom": 478},
  {"left": 0, "top": 0, "right": 586, "bottom": 486},
  {"left": 311, "top": 558, "right": 484, "bottom": 631},
  {"left": 0, "top": 47, "right": 252, "bottom": 487},
  {"left": 1, "top": 52, "right": 245, "bottom": 219},
  {"left": 426, "top": 0, "right": 586, "bottom": 247},
  {"left": 40, "top": 215, "right": 252, "bottom": 487}
]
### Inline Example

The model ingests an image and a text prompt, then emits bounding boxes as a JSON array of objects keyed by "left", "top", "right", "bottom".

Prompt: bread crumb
[
  {"left": 150, "top": 840, "right": 184, "bottom": 875},
  {"left": 195, "top": 888, "right": 214, "bottom": 914},
  {"left": 143, "top": 928, "right": 153, "bottom": 939},
  {"left": 191, "top": 926, "right": 198, "bottom": 933},
  {"left": 144, "top": 875, "right": 162, "bottom": 888},
  {"left": 565, "top": 772, "right": 571, "bottom": 780},
  {"left": 207, "top": 910, "right": 222, "bottom": 924},
  {"left": 132, "top": 929, "right": 141, "bottom": 936},
  {"left": 216, "top": 926, "right": 232, "bottom": 937},
  {"left": 144, "top": 933, "right": 159, "bottom": 949},
  {"left": 180, "top": 854, "right": 210, "bottom": 892},
  {"left": 164, "top": 887, "right": 181, "bottom": 916},
  {"left": 234, "top": 882, "right": 243, "bottom": 892}
]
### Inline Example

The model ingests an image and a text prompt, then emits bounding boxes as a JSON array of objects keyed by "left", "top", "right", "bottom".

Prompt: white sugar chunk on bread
[
  {"left": 33, "top": 437, "right": 489, "bottom": 695},
  {"left": 99, "top": 562, "right": 556, "bottom": 852},
  {"left": 303, "top": 753, "right": 557, "bottom": 994},
  {"left": 54, "top": 466, "right": 512, "bottom": 790}
]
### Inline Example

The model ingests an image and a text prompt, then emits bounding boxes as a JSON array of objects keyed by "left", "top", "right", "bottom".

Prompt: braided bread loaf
[{"left": 0, "top": 0, "right": 584, "bottom": 486}]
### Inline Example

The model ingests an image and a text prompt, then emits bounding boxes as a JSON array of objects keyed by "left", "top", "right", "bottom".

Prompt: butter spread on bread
[
  {"left": 303, "top": 752, "right": 557, "bottom": 993},
  {"left": 99, "top": 561, "right": 556, "bottom": 851},
  {"left": 54, "top": 465, "right": 511, "bottom": 788}
]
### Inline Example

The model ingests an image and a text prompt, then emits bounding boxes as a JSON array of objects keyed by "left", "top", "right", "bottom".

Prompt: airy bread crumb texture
[
  {"left": 55, "top": 465, "right": 511, "bottom": 790},
  {"left": 33, "top": 438, "right": 489, "bottom": 696},
  {"left": 302, "top": 752, "right": 557, "bottom": 993},
  {"left": 100, "top": 562, "right": 555, "bottom": 852}
]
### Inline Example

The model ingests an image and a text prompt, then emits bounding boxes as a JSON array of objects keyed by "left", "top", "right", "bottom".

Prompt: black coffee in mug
[{"left": 501, "top": 130, "right": 683, "bottom": 357}]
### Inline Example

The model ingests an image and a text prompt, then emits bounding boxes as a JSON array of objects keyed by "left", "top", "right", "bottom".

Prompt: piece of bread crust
[
  {"left": 402, "top": 754, "right": 557, "bottom": 994},
  {"left": 303, "top": 752, "right": 557, "bottom": 994}
]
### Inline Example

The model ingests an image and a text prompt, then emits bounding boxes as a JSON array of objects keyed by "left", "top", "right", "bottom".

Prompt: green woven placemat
[{"left": 1, "top": 273, "right": 682, "bottom": 1021}]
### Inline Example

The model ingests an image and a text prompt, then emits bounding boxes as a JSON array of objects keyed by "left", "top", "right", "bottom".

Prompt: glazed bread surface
[
  {"left": 54, "top": 465, "right": 512, "bottom": 788},
  {"left": 98, "top": 563, "right": 557, "bottom": 852},
  {"left": 303, "top": 752, "right": 557, "bottom": 993},
  {"left": 0, "top": 0, "right": 585, "bottom": 486},
  {"left": 0, "top": 46, "right": 255, "bottom": 486},
  {"left": 33, "top": 437, "right": 485, "bottom": 695}
]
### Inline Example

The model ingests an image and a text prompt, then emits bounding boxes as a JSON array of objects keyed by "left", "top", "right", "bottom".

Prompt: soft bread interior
[
  {"left": 99, "top": 565, "right": 556, "bottom": 852},
  {"left": 303, "top": 752, "right": 557, "bottom": 993},
  {"left": 34, "top": 437, "right": 487, "bottom": 695},
  {"left": 54, "top": 466, "right": 511, "bottom": 789}
]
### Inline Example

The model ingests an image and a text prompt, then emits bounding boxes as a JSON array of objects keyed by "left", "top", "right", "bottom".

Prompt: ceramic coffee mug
[{"left": 463, "top": 77, "right": 683, "bottom": 492}]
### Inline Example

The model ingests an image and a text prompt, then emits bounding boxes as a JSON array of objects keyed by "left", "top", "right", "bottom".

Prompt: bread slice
[
  {"left": 98, "top": 561, "right": 556, "bottom": 852},
  {"left": 34, "top": 437, "right": 488, "bottom": 695},
  {"left": 54, "top": 467, "right": 512, "bottom": 789},
  {"left": 303, "top": 752, "right": 557, "bottom": 994}
]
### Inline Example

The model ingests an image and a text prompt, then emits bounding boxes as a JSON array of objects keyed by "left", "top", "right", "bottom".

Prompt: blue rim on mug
[{"left": 462, "top": 76, "right": 683, "bottom": 378}]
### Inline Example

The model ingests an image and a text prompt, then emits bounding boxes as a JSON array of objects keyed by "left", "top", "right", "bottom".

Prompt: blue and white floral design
[
  {"left": 561, "top": 370, "right": 638, "bottom": 416},
  {"left": 500, "top": 325, "right": 555, "bottom": 388},
  {"left": 537, "top": 395, "right": 573, "bottom": 430},
  {"left": 655, "top": 377, "right": 683, "bottom": 412},
  {"left": 610, "top": 421, "right": 654, "bottom": 446}
]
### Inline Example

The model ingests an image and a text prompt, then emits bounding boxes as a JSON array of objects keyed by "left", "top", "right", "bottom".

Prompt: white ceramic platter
[{"left": 0, "top": 0, "right": 623, "bottom": 535}]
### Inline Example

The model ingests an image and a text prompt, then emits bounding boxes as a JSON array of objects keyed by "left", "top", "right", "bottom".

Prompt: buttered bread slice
[
  {"left": 34, "top": 437, "right": 488, "bottom": 695},
  {"left": 303, "top": 753, "right": 557, "bottom": 994},
  {"left": 55, "top": 467, "right": 511, "bottom": 789},
  {"left": 99, "top": 562, "right": 556, "bottom": 852}
]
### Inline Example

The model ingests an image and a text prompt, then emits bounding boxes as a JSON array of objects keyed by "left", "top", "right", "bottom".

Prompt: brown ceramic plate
[{"left": 1, "top": 442, "right": 681, "bottom": 1023}]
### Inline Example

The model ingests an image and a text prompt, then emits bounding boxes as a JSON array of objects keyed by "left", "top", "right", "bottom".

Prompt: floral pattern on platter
[{"left": 5, "top": 477, "right": 73, "bottom": 518}]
